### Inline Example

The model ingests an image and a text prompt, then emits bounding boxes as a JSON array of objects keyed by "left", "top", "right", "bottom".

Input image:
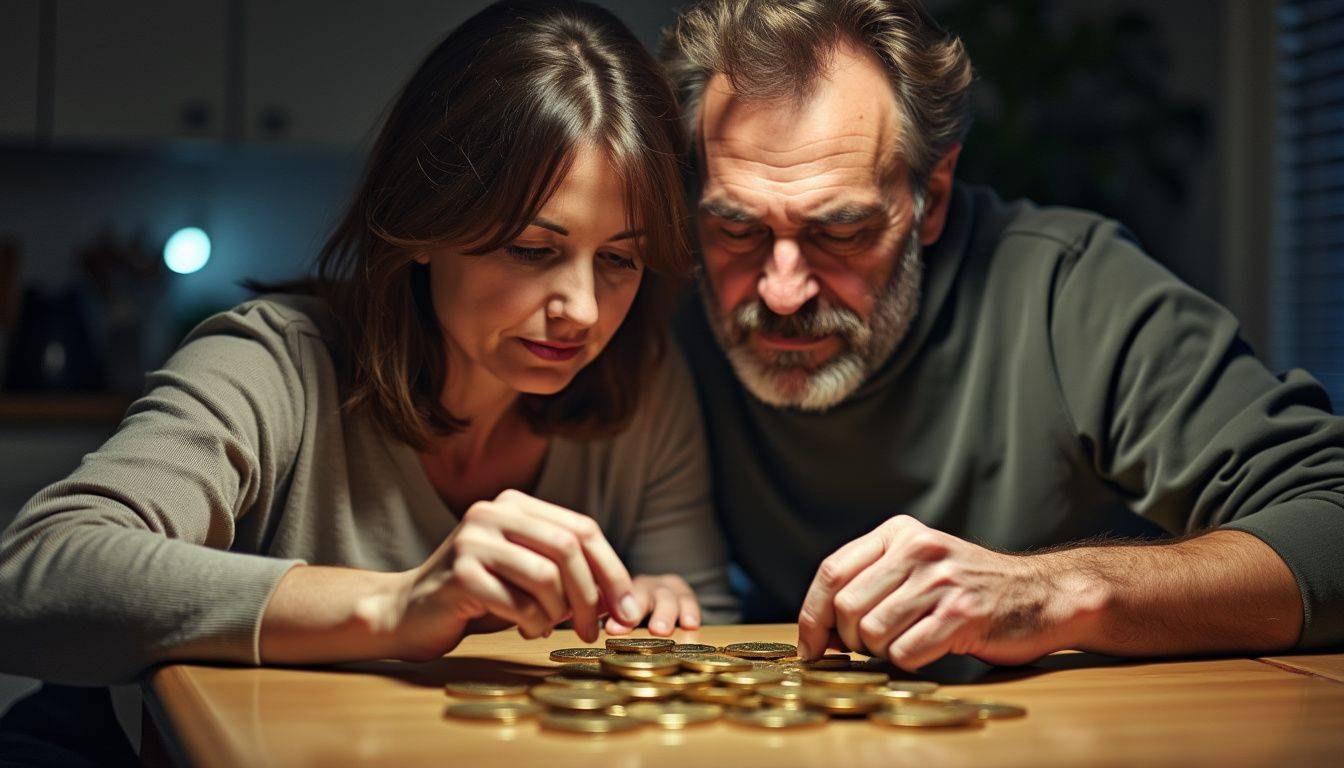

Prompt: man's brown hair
[
  {"left": 661, "top": 0, "right": 974, "bottom": 186},
  {"left": 305, "top": 0, "right": 691, "bottom": 450}
]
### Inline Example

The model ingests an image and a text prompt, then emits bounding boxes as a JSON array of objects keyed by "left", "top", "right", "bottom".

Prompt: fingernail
[
  {"left": 618, "top": 595, "right": 640, "bottom": 623},
  {"left": 651, "top": 620, "right": 667, "bottom": 634},
  {"left": 797, "top": 640, "right": 811, "bottom": 659}
]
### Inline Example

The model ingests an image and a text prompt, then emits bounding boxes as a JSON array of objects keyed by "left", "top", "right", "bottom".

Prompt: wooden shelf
[{"left": 0, "top": 392, "right": 134, "bottom": 427}]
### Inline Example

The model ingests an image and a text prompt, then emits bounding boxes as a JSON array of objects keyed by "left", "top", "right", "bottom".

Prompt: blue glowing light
[{"left": 164, "top": 227, "right": 211, "bottom": 274}]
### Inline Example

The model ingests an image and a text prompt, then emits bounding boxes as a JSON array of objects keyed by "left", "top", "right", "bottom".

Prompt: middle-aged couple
[{"left": 3, "top": 0, "right": 1343, "bottom": 711}]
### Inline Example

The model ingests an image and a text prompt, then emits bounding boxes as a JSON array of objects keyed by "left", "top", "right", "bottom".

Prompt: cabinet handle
[{"left": 260, "top": 107, "right": 290, "bottom": 138}]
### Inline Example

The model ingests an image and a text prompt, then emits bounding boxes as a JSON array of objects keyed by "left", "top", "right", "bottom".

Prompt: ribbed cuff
[{"left": 1222, "top": 493, "right": 1344, "bottom": 649}]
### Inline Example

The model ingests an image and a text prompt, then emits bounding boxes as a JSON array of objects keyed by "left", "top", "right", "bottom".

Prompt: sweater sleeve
[
  {"left": 0, "top": 302, "right": 312, "bottom": 684},
  {"left": 618, "top": 344, "right": 741, "bottom": 624},
  {"left": 1049, "top": 221, "right": 1344, "bottom": 649}
]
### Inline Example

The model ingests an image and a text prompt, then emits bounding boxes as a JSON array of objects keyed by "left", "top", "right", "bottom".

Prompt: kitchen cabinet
[
  {"left": 51, "top": 0, "right": 228, "bottom": 143},
  {"left": 242, "top": 0, "right": 474, "bottom": 148},
  {"left": 0, "top": 1, "right": 41, "bottom": 141}
]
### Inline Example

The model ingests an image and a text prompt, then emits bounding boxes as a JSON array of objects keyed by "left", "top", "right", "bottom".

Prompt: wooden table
[{"left": 143, "top": 624, "right": 1344, "bottom": 767}]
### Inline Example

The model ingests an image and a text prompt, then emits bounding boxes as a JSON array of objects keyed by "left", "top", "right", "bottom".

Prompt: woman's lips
[{"left": 519, "top": 338, "right": 583, "bottom": 361}]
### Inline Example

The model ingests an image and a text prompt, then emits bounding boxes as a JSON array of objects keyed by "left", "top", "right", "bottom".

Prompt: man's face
[{"left": 696, "top": 45, "right": 929, "bottom": 411}]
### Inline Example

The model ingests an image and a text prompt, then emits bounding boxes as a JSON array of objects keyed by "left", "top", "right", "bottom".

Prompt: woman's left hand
[{"left": 604, "top": 574, "right": 701, "bottom": 636}]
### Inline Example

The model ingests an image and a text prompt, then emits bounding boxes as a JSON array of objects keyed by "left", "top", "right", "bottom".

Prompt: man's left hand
[{"left": 796, "top": 515, "right": 1104, "bottom": 670}]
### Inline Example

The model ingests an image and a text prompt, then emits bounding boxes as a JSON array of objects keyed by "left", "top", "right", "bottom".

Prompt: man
[{"left": 662, "top": 0, "right": 1344, "bottom": 669}]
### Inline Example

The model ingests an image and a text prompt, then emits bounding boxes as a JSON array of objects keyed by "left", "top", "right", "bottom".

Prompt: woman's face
[{"left": 416, "top": 145, "right": 645, "bottom": 396}]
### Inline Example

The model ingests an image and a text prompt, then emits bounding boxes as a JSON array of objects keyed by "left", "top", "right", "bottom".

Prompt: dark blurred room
[{"left": 0, "top": 0, "right": 1338, "bottom": 717}]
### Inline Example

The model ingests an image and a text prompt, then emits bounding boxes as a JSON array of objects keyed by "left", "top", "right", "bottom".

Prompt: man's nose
[{"left": 758, "top": 236, "right": 819, "bottom": 315}]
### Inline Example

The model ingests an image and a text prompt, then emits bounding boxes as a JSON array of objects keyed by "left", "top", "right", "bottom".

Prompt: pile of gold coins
[{"left": 443, "top": 637, "right": 1027, "bottom": 735}]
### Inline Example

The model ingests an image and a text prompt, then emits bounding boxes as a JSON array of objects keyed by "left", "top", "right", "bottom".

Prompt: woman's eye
[
  {"left": 600, "top": 252, "right": 639, "bottom": 271},
  {"left": 505, "top": 245, "right": 553, "bottom": 262}
]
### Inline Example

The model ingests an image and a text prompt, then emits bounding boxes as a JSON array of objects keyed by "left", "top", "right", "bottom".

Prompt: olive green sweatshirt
[{"left": 675, "top": 182, "right": 1344, "bottom": 649}]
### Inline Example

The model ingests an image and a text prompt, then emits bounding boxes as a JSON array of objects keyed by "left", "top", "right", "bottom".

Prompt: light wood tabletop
[{"left": 143, "top": 623, "right": 1344, "bottom": 768}]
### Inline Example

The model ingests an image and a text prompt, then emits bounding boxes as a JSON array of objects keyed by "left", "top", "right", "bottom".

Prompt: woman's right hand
[{"left": 357, "top": 490, "right": 642, "bottom": 660}]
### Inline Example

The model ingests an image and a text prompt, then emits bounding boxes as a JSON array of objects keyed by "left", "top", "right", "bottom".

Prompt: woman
[{"left": 0, "top": 0, "right": 734, "bottom": 699}]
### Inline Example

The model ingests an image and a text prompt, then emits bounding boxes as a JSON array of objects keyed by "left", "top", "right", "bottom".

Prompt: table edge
[
  {"left": 1256, "top": 655, "right": 1344, "bottom": 684},
  {"left": 143, "top": 665, "right": 253, "bottom": 768}
]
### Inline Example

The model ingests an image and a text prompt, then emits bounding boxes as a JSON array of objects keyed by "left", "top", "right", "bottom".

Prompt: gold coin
[
  {"left": 732, "top": 694, "right": 763, "bottom": 709},
  {"left": 549, "top": 647, "right": 613, "bottom": 662},
  {"left": 648, "top": 672, "right": 713, "bottom": 691},
  {"left": 802, "top": 654, "right": 854, "bottom": 670},
  {"left": 678, "top": 654, "right": 752, "bottom": 673},
  {"left": 800, "top": 688, "right": 884, "bottom": 715},
  {"left": 800, "top": 669, "right": 889, "bottom": 689},
  {"left": 869, "top": 699, "right": 982, "bottom": 728},
  {"left": 545, "top": 673, "right": 616, "bottom": 690},
  {"left": 551, "top": 662, "right": 605, "bottom": 675},
  {"left": 669, "top": 643, "right": 718, "bottom": 655},
  {"left": 605, "top": 704, "right": 628, "bottom": 718},
  {"left": 757, "top": 684, "right": 806, "bottom": 708},
  {"left": 443, "top": 681, "right": 529, "bottom": 698},
  {"left": 722, "top": 642, "right": 797, "bottom": 660},
  {"left": 684, "top": 686, "right": 743, "bottom": 706},
  {"left": 605, "top": 637, "right": 676, "bottom": 654},
  {"left": 528, "top": 684, "right": 624, "bottom": 711},
  {"left": 726, "top": 708, "right": 827, "bottom": 729},
  {"left": 886, "top": 680, "right": 939, "bottom": 695},
  {"left": 625, "top": 701, "right": 723, "bottom": 728},
  {"left": 444, "top": 700, "right": 542, "bottom": 722},
  {"left": 953, "top": 698, "right": 1028, "bottom": 719},
  {"left": 612, "top": 680, "right": 678, "bottom": 701},
  {"left": 540, "top": 711, "right": 642, "bottom": 734},
  {"left": 717, "top": 668, "right": 785, "bottom": 690},
  {"left": 601, "top": 653, "right": 683, "bottom": 679}
]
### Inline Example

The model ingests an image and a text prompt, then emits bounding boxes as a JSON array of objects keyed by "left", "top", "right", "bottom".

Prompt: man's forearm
[{"left": 1038, "top": 529, "right": 1304, "bottom": 656}]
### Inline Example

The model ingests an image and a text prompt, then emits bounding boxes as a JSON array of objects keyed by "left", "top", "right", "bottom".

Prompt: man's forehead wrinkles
[
  {"left": 710, "top": 151, "right": 876, "bottom": 178},
  {"left": 706, "top": 134, "right": 881, "bottom": 157}
]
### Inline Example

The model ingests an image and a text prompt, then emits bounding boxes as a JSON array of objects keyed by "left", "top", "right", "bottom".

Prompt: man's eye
[
  {"left": 505, "top": 245, "right": 553, "bottom": 262},
  {"left": 720, "top": 226, "right": 761, "bottom": 240},
  {"left": 815, "top": 230, "right": 861, "bottom": 243}
]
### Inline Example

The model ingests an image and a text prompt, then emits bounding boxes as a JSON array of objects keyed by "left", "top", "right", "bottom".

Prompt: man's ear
[{"left": 918, "top": 143, "right": 962, "bottom": 246}]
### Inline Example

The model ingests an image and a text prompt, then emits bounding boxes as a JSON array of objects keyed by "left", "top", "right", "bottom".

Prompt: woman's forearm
[{"left": 259, "top": 565, "right": 411, "bottom": 665}]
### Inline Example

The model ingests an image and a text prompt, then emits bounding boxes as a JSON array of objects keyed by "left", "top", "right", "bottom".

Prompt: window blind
[{"left": 1275, "top": 0, "right": 1344, "bottom": 408}]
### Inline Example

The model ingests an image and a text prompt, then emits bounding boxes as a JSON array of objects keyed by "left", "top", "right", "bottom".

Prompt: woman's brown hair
[{"left": 302, "top": 0, "right": 691, "bottom": 450}]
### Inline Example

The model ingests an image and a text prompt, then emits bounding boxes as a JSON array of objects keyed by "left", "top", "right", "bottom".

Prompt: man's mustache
[{"left": 729, "top": 299, "right": 871, "bottom": 348}]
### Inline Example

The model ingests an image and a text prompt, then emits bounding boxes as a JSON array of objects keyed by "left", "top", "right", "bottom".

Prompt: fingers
[
  {"left": 886, "top": 610, "right": 959, "bottom": 672},
  {"left": 466, "top": 537, "right": 569, "bottom": 627},
  {"left": 856, "top": 580, "right": 944, "bottom": 657},
  {"left": 797, "top": 533, "right": 886, "bottom": 659},
  {"left": 481, "top": 508, "right": 602, "bottom": 642},
  {"left": 604, "top": 575, "right": 699, "bottom": 635},
  {"left": 678, "top": 592, "right": 702, "bottom": 630},
  {"left": 452, "top": 556, "right": 551, "bottom": 638},
  {"left": 495, "top": 491, "right": 640, "bottom": 626},
  {"left": 647, "top": 586, "right": 681, "bottom": 636},
  {"left": 832, "top": 552, "right": 915, "bottom": 653}
]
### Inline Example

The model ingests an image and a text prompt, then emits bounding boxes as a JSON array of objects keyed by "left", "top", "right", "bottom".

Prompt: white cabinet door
[
  {"left": 52, "top": 0, "right": 228, "bottom": 144},
  {"left": 0, "top": 0, "right": 41, "bottom": 141},
  {"left": 243, "top": 0, "right": 480, "bottom": 149}
]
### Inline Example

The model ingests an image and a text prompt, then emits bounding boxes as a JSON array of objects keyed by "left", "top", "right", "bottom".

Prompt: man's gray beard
[{"left": 701, "top": 213, "right": 925, "bottom": 413}]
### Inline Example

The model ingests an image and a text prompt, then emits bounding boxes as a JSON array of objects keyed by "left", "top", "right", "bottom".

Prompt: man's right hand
[{"left": 355, "top": 489, "right": 643, "bottom": 660}]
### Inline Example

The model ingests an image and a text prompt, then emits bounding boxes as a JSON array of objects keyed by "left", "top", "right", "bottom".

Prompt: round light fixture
[{"left": 164, "top": 227, "right": 211, "bottom": 274}]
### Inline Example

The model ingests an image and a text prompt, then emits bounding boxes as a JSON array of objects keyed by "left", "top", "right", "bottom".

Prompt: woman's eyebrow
[
  {"left": 531, "top": 217, "right": 569, "bottom": 236},
  {"left": 607, "top": 229, "right": 643, "bottom": 242}
]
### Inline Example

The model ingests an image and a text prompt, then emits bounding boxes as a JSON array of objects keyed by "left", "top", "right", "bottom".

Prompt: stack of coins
[{"left": 442, "top": 636, "right": 1028, "bottom": 734}]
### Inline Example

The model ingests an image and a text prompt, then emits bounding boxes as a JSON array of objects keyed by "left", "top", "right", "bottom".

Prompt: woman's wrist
[{"left": 259, "top": 565, "right": 415, "bottom": 665}]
